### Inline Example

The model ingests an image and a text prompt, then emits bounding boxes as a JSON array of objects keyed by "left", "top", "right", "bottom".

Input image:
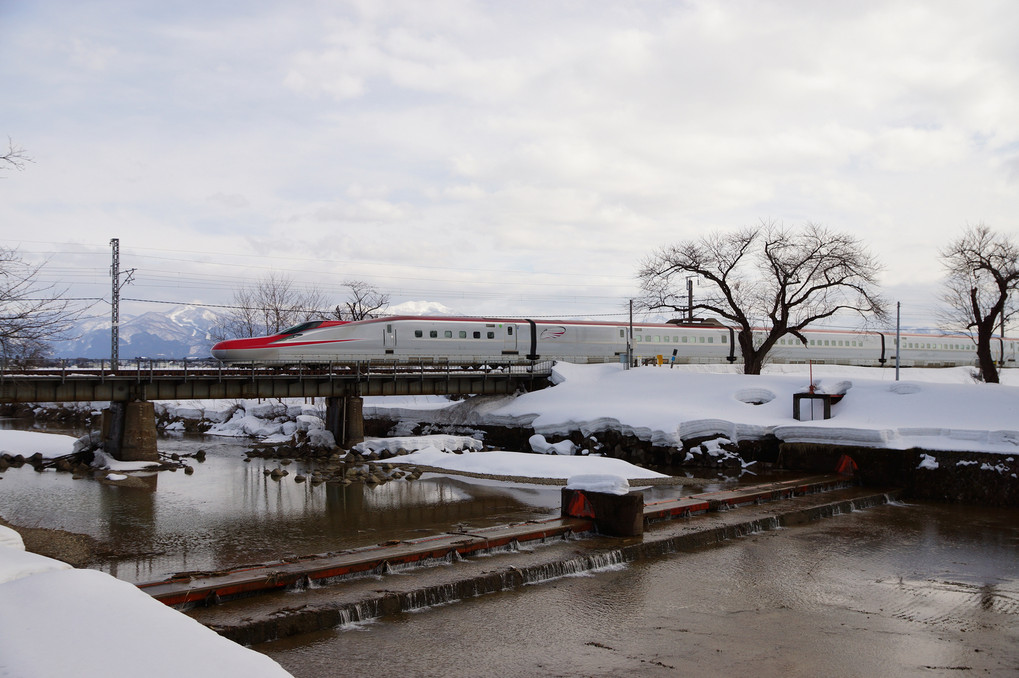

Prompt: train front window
[{"left": 278, "top": 321, "right": 324, "bottom": 336}]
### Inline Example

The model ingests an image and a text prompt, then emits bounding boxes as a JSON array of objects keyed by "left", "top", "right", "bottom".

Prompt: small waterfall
[
  {"left": 336, "top": 600, "right": 380, "bottom": 627},
  {"left": 519, "top": 549, "right": 628, "bottom": 585}
]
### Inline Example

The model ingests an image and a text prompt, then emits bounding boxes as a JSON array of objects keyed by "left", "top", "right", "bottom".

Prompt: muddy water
[
  {"left": 259, "top": 501, "right": 1019, "bottom": 678},
  {"left": 0, "top": 428, "right": 721, "bottom": 583}
]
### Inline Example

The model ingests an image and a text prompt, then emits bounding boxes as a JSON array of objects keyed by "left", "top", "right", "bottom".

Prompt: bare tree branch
[
  {"left": 210, "top": 272, "right": 327, "bottom": 341},
  {"left": 0, "top": 246, "right": 85, "bottom": 362},
  {"left": 333, "top": 280, "right": 390, "bottom": 321},
  {"left": 638, "top": 220, "right": 887, "bottom": 374},
  {"left": 938, "top": 224, "right": 1019, "bottom": 383},
  {"left": 1, "top": 137, "right": 31, "bottom": 173}
]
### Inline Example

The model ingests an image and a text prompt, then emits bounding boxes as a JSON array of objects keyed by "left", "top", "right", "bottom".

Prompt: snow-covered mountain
[{"left": 50, "top": 306, "right": 225, "bottom": 359}]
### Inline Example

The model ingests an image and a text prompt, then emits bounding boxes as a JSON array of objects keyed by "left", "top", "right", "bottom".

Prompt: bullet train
[{"left": 210, "top": 315, "right": 1017, "bottom": 368}]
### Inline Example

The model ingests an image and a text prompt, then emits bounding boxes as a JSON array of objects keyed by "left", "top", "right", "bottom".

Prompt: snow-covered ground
[
  {"left": 476, "top": 362, "right": 1019, "bottom": 454},
  {"left": 0, "top": 527, "right": 292, "bottom": 678}
]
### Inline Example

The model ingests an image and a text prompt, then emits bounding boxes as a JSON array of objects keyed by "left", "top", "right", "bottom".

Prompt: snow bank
[
  {"left": 565, "top": 474, "right": 630, "bottom": 495},
  {"left": 529, "top": 434, "right": 577, "bottom": 455},
  {"left": 488, "top": 363, "right": 1019, "bottom": 454},
  {"left": 0, "top": 526, "right": 25, "bottom": 551},
  {"left": 355, "top": 435, "right": 482, "bottom": 455},
  {"left": 0, "top": 545, "right": 72, "bottom": 585},
  {"left": 0, "top": 564, "right": 292, "bottom": 678},
  {"left": 396, "top": 446, "right": 666, "bottom": 481},
  {"left": 0, "top": 430, "right": 78, "bottom": 460}
]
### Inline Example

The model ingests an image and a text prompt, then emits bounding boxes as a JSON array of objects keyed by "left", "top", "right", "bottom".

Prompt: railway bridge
[{"left": 0, "top": 360, "right": 554, "bottom": 461}]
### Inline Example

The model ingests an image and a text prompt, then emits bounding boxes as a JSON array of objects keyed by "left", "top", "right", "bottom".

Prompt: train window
[
  {"left": 824, "top": 340, "right": 830, "bottom": 346},
  {"left": 444, "top": 330, "right": 453, "bottom": 338},
  {"left": 810, "top": 340, "right": 815, "bottom": 345},
  {"left": 459, "top": 331, "right": 467, "bottom": 339},
  {"left": 414, "top": 330, "right": 423, "bottom": 338},
  {"left": 698, "top": 337, "right": 705, "bottom": 343},
  {"left": 682, "top": 336, "right": 688, "bottom": 343},
  {"left": 487, "top": 332, "right": 495, "bottom": 339},
  {"left": 429, "top": 330, "right": 438, "bottom": 338},
  {"left": 721, "top": 336, "right": 727, "bottom": 344},
  {"left": 508, "top": 327, "right": 513, "bottom": 335},
  {"left": 619, "top": 330, "right": 625, "bottom": 338},
  {"left": 473, "top": 331, "right": 481, "bottom": 339}
]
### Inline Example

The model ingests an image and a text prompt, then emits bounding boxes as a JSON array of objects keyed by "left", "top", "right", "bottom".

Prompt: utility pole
[
  {"left": 627, "top": 299, "right": 633, "bottom": 370},
  {"left": 895, "top": 301, "right": 901, "bottom": 381},
  {"left": 686, "top": 277, "right": 694, "bottom": 322},
  {"left": 109, "top": 238, "right": 135, "bottom": 369}
]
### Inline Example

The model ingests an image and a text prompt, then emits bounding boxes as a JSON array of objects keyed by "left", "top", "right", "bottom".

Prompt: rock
[
  {"left": 294, "top": 474, "right": 306, "bottom": 483},
  {"left": 183, "top": 465, "right": 194, "bottom": 475},
  {"left": 194, "top": 450, "right": 207, "bottom": 462}
]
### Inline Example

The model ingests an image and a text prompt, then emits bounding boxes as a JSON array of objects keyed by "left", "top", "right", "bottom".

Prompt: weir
[{"left": 176, "top": 480, "right": 899, "bottom": 646}]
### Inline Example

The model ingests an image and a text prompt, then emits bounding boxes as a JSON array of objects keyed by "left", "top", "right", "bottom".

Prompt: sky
[{"left": 2, "top": 0, "right": 1018, "bottom": 329}]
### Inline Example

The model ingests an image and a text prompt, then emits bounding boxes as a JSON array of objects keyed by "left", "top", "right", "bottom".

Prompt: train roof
[{"left": 327, "top": 315, "right": 997, "bottom": 339}]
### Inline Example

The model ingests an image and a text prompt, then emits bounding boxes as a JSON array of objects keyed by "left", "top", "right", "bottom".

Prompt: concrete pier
[
  {"left": 101, "top": 401, "right": 159, "bottom": 462},
  {"left": 325, "top": 396, "right": 365, "bottom": 448}
]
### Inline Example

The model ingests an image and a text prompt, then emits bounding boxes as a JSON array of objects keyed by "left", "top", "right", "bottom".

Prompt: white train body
[{"left": 210, "top": 315, "right": 1017, "bottom": 368}]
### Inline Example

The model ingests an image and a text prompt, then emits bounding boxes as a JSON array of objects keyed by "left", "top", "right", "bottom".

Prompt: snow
[
  {"left": 481, "top": 363, "right": 1019, "bottom": 454},
  {"left": 0, "top": 563, "right": 292, "bottom": 678},
  {"left": 355, "top": 435, "right": 482, "bottom": 454},
  {"left": 394, "top": 445, "right": 666, "bottom": 480},
  {"left": 565, "top": 474, "right": 631, "bottom": 495},
  {"left": 0, "top": 526, "right": 25, "bottom": 551},
  {"left": 529, "top": 434, "right": 578, "bottom": 455},
  {"left": 0, "top": 430, "right": 78, "bottom": 460}
]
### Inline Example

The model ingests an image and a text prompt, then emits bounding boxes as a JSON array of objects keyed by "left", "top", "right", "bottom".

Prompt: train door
[
  {"left": 503, "top": 324, "right": 518, "bottom": 354},
  {"left": 383, "top": 323, "right": 396, "bottom": 352}
]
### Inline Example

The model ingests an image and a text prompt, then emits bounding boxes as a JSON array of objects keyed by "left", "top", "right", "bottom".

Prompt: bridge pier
[
  {"left": 325, "top": 396, "right": 365, "bottom": 449},
  {"left": 101, "top": 401, "right": 159, "bottom": 462}
]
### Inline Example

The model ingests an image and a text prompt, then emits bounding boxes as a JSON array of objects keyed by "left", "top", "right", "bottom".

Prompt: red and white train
[{"left": 210, "top": 315, "right": 1017, "bottom": 368}]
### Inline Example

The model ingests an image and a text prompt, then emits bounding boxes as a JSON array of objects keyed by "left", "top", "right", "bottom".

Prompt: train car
[{"left": 210, "top": 315, "right": 1016, "bottom": 368}]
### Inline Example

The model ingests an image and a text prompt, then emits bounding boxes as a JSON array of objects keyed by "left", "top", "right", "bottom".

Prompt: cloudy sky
[{"left": 2, "top": 0, "right": 1017, "bottom": 328}]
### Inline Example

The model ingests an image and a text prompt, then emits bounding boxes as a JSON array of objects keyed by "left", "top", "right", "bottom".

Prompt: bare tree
[
  {"left": 211, "top": 272, "right": 326, "bottom": 341},
  {"left": 939, "top": 225, "right": 1019, "bottom": 383},
  {"left": 1, "top": 137, "right": 31, "bottom": 173},
  {"left": 639, "top": 221, "right": 887, "bottom": 374},
  {"left": 333, "top": 279, "right": 390, "bottom": 321},
  {"left": 0, "top": 246, "right": 83, "bottom": 362}
]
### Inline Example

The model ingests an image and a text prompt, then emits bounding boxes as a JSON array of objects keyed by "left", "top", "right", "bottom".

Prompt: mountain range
[{"left": 50, "top": 306, "right": 224, "bottom": 359}]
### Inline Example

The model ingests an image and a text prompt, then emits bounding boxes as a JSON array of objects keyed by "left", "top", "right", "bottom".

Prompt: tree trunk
[
  {"left": 976, "top": 324, "right": 1000, "bottom": 383},
  {"left": 738, "top": 329, "right": 764, "bottom": 375}
]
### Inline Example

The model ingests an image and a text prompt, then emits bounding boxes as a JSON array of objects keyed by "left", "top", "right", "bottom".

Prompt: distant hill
[{"left": 50, "top": 306, "right": 225, "bottom": 359}]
